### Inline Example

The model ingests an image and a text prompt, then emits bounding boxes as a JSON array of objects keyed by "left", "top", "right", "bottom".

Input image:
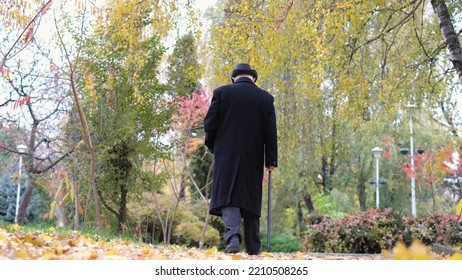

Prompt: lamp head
[
  {"left": 17, "top": 144, "right": 27, "bottom": 154},
  {"left": 371, "top": 147, "right": 383, "bottom": 159},
  {"left": 399, "top": 148, "right": 409, "bottom": 155}
]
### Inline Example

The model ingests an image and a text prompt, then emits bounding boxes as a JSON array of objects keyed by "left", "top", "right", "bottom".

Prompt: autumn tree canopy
[{"left": 0, "top": 0, "right": 461, "bottom": 241}]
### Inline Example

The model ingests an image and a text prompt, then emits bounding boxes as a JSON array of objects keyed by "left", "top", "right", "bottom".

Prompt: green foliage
[
  {"left": 0, "top": 132, "right": 14, "bottom": 174},
  {"left": 402, "top": 214, "right": 462, "bottom": 246},
  {"left": 0, "top": 164, "right": 47, "bottom": 224},
  {"left": 2, "top": 221, "right": 140, "bottom": 245},
  {"left": 312, "top": 193, "right": 339, "bottom": 217},
  {"left": 2, "top": 0, "right": 461, "bottom": 246},
  {"left": 78, "top": 0, "right": 174, "bottom": 231},
  {"left": 261, "top": 234, "right": 302, "bottom": 253},
  {"left": 207, "top": 0, "right": 460, "bottom": 237},
  {"left": 305, "top": 212, "right": 330, "bottom": 226},
  {"left": 167, "top": 32, "right": 203, "bottom": 97},
  {"left": 127, "top": 192, "right": 220, "bottom": 247},
  {"left": 302, "top": 209, "right": 462, "bottom": 253},
  {"left": 189, "top": 144, "right": 213, "bottom": 201},
  {"left": 208, "top": 215, "right": 225, "bottom": 247},
  {"left": 172, "top": 221, "right": 220, "bottom": 248}
]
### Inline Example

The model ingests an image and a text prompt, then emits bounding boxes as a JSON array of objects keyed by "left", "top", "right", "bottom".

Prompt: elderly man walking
[{"left": 204, "top": 63, "right": 278, "bottom": 255}]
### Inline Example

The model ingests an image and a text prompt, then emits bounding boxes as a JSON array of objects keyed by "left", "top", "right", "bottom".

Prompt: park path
[{"left": 221, "top": 253, "right": 385, "bottom": 260}]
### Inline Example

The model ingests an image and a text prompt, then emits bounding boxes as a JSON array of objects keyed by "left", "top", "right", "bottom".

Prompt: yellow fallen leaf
[
  {"left": 105, "top": 249, "right": 119, "bottom": 256},
  {"left": 57, "top": 233, "right": 68, "bottom": 240},
  {"left": 262, "top": 252, "right": 273, "bottom": 258},
  {"left": 24, "top": 232, "right": 34, "bottom": 244},
  {"left": 187, "top": 247, "right": 199, "bottom": 256},
  {"left": 50, "top": 242, "right": 65, "bottom": 255},
  {"left": 408, "top": 240, "right": 432, "bottom": 260},
  {"left": 381, "top": 249, "right": 391, "bottom": 258},
  {"left": 0, "top": 232, "right": 8, "bottom": 242},
  {"left": 148, "top": 253, "right": 168, "bottom": 260},
  {"left": 31, "top": 237, "right": 46, "bottom": 247},
  {"left": 293, "top": 252, "right": 303, "bottom": 260},
  {"left": 104, "top": 255, "right": 129, "bottom": 260},
  {"left": 447, "top": 253, "right": 462, "bottom": 260},
  {"left": 9, "top": 224, "right": 20, "bottom": 231},
  {"left": 72, "top": 250, "right": 95, "bottom": 260},
  {"left": 141, "top": 247, "right": 151, "bottom": 254},
  {"left": 15, "top": 249, "right": 29, "bottom": 259},
  {"left": 231, "top": 254, "right": 242, "bottom": 260},
  {"left": 39, "top": 251, "right": 55, "bottom": 260},
  {"left": 41, "top": 234, "right": 53, "bottom": 242},
  {"left": 205, "top": 246, "right": 217, "bottom": 256},
  {"left": 68, "top": 238, "right": 79, "bottom": 247},
  {"left": 392, "top": 242, "right": 411, "bottom": 260}
]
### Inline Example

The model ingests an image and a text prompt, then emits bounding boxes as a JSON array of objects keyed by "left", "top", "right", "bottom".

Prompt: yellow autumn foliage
[
  {"left": 383, "top": 240, "right": 462, "bottom": 260},
  {"left": 3, "top": 224, "right": 461, "bottom": 260}
]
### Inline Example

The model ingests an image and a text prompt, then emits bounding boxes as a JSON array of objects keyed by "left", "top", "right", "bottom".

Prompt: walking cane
[{"left": 266, "top": 169, "right": 272, "bottom": 252}]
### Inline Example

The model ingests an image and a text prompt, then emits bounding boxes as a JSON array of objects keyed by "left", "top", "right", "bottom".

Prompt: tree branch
[
  {"left": 357, "top": 0, "right": 423, "bottom": 50},
  {"left": 0, "top": 0, "right": 52, "bottom": 72}
]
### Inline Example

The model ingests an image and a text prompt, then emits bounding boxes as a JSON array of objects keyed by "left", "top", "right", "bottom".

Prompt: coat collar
[{"left": 234, "top": 77, "right": 257, "bottom": 86}]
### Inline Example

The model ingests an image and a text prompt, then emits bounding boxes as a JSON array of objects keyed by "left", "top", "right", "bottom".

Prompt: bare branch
[
  {"left": 357, "top": 0, "right": 423, "bottom": 50},
  {"left": 0, "top": 0, "right": 53, "bottom": 72}
]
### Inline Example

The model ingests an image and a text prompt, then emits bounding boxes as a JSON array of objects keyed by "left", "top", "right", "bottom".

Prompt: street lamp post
[
  {"left": 406, "top": 103, "right": 417, "bottom": 217},
  {"left": 372, "top": 147, "right": 383, "bottom": 209},
  {"left": 15, "top": 144, "right": 27, "bottom": 224}
]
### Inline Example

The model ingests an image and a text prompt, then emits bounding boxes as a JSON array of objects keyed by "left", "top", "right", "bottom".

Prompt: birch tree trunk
[{"left": 431, "top": 0, "right": 462, "bottom": 84}]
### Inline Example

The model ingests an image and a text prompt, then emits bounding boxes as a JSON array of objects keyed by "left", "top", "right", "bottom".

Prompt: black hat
[{"left": 231, "top": 63, "right": 258, "bottom": 83}]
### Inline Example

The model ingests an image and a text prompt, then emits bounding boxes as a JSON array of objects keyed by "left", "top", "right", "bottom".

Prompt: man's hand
[{"left": 266, "top": 166, "right": 276, "bottom": 171}]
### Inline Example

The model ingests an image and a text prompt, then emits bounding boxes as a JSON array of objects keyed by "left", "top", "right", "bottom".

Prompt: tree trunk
[
  {"left": 431, "top": 0, "right": 462, "bottom": 84},
  {"left": 119, "top": 183, "right": 128, "bottom": 233},
  {"left": 70, "top": 75, "right": 102, "bottom": 230},
  {"left": 358, "top": 180, "right": 367, "bottom": 211},
  {"left": 296, "top": 200, "right": 303, "bottom": 233},
  {"left": 321, "top": 156, "right": 329, "bottom": 194},
  {"left": 166, "top": 199, "right": 179, "bottom": 245},
  {"left": 179, "top": 174, "right": 186, "bottom": 200},
  {"left": 152, "top": 191, "right": 168, "bottom": 244},
  {"left": 303, "top": 193, "right": 315, "bottom": 213},
  {"left": 18, "top": 119, "right": 38, "bottom": 224},
  {"left": 17, "top": 171, "right": 36, "bottom": 224},
  {"left": 73, "top": 180, "right": 79, "bottom": 230},
  {"left": 189, "top": 172, "right": 209, "bottom": 248}
]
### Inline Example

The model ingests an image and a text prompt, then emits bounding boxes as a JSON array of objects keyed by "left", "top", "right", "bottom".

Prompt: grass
[{"left": 1, "top": 221, "right": 139, "bottom": 244}]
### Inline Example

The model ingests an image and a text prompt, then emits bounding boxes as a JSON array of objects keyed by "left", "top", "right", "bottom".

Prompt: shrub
[
  {"left": 172, "top": 221, "right": 220, "bottom": 248},
  {"left": 261, "top": 233, "right": 302, "bottom": 252},
  {"left": 402, "top": 214, "right": 462, "bottom": 246},
  {"left": 302, "top": 209, "right": 462, "bottom": 253},
  {"left": 0, "top": 167, "right": 48, "bottom": 224},
  {"left": 305, "top": 212, "right": 331, "bottom": 226},
  {"left": 127, "top": 192, "right": 221, "bottom": 247}
]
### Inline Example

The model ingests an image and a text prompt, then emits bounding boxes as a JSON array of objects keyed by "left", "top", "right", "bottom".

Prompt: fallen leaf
[
  {"left": 231, "top": 254, "right": 242, "bottom": 260},
  {"left": 205, "top": 246, "right": 217, "bottom": 256},
  {"left": 446, "top": 253, "right": 462, "bottom": 260}
]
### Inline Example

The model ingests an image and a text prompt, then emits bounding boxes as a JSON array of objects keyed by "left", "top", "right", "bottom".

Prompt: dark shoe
[
  {"left": 247, "top": 250, "right": 261, "bottom": 256},
  {"left": 224, "top": 236, "right": 240, "bottom": 254}
]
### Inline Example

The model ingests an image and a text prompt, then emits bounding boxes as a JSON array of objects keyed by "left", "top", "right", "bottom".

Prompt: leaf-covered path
[{"left": 0, "top": 225, "right": 386, "bottom": 260}]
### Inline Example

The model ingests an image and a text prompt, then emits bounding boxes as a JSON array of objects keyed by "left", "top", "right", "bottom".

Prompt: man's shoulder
[
  {"left": 259, "top": 88, "right": 272, "bottom": 95},
  {"left": 214, "top": 83, "right": 273, "bottom": 99},
  {"left": 213, "top": 84, "right": 234, "bottom": 94},
  {"left": 214, "top": 84, "right": 232, "bottom": 91},
  {"left": 257, "top": 88, "right": 274, "bottom": 100}
]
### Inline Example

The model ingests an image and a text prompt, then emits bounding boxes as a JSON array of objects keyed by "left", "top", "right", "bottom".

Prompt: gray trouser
[{"left": 222, "top": 206, "right": 261, "bottom": 254}]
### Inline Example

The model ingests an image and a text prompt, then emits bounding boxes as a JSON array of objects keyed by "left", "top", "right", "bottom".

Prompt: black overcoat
[{"left": 203, "top": 77, "right": 278, "bottom": 217}]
